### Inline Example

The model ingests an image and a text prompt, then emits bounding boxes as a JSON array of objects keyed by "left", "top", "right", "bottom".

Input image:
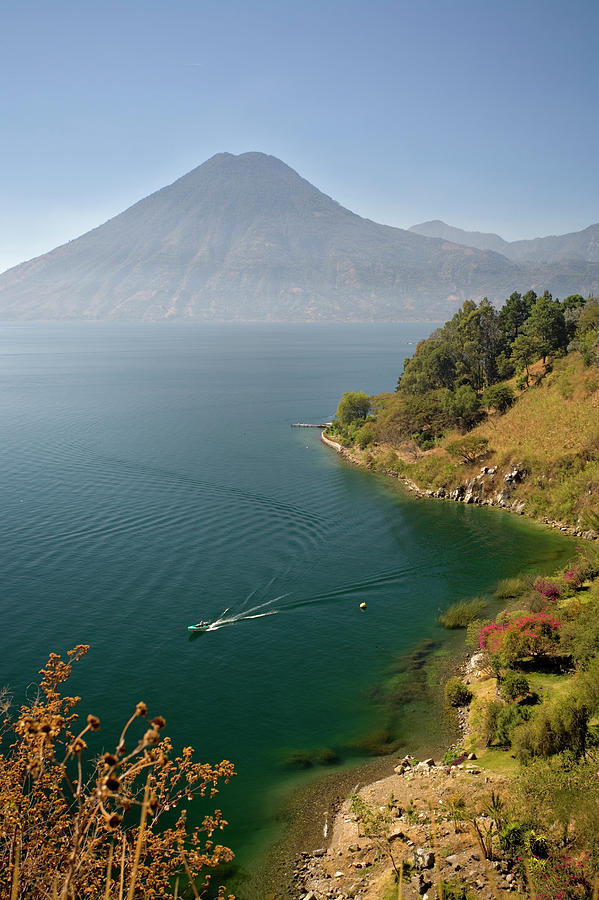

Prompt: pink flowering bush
[
  {"left": 479, "top": 611, "right": 561, "bottom": 666},
  {"left": 533, "top": 577, "right": 563, "bottom": 602},
  {"left": 527, "top": 853, "right": 592, "bottom": 900},
  {"left": 563, "top": 568, "right": 585, "bottom": 590}
]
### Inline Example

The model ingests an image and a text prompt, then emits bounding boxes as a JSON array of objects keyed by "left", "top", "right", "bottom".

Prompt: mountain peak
[{"left": 0, "top": 153, "right": 597, "bottom": 321}]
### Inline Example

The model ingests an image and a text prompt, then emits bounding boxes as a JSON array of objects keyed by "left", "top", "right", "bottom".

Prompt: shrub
[
  {"left": 500, "top": 670, "right": 530, "bottom": 702},
  {"left": 445, "top": 677, "right": 473, "bottom": 707},
  {"left": 493, "top": 702, "right": 531, "bottom": 746},
  {"left": 499, "top": 821, "right": 528, "bottom": 858},
  {"left": 445, "top": 793, "right": 468, "bottom": 832},
  {"left": 527, "top": 853, "right": 592, "bottom": 900},
  {"left": 495, "top": 575, "right": 530, "bottom": 600},
  {"left": 514, "top": 694, "right": 590, "bottom": 760},
  {"left": 446, "top": 435, "right": 489, "bottom": 464},
  {"left": 516, "top": 752, "right": 599, "bottom": 862},
  {"left": 482, "top": 382, "right": 515, "bottom": 413},
  {"left": 439, "top": 597, "right": 487, "bottom": 629},
  {"left": 561, "top": 613, "right": 599, "bottom": 667},
  {"left": 479, "top": 611, "right": 561, "bottom": 666},
  {"left": 563, "top": 566, "right": 586, "bottom": 589},
  {"left": 533, "top": 577, "right": 563, "bottom": 602},
  {"left": 356, "top": 425, "right": 374, "bottom": 449},
  {"left": 440, "top": 877, "right": 477, "bottom": 900},
  {"left": 441, "top": 747, "right": 466, "bottom": 766},
  {"left": 466, "top": 618, "right": 489, "bottom": 650}
]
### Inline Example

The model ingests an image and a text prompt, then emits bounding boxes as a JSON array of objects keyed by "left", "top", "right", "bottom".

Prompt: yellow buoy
[{"left": 359, "top": 602, "right": 367, "bottom": 610}]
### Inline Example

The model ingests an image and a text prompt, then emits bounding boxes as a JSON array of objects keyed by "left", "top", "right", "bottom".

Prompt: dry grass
[
  {"left": 0, "top": 647, "right": 236, "bottom": 900},
  {"left": 371, "top": 352, "right": 599, "bottom": 526},
  {"left": 476, "top": 355, "right": 599, "bottom": 465}
]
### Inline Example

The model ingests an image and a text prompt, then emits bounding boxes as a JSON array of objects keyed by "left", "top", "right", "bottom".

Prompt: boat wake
[
  {"left": 205, "top": 594, "right": 287, "bottom": 631},
  {"left": 189, "top": 559, "right": 443, "bottom": 635}
]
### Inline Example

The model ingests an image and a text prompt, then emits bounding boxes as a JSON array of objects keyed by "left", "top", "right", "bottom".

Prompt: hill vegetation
[
  {"left": 325, "top": 291, "right": 599, "bottom": 897},
  {"left": 327, "top": 289, "right": 599, "bottom": 530}
]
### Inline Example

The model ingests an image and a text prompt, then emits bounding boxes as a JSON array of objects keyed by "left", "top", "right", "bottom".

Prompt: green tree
[
  {"left": 524, "top": 292, "right": 567, "bottom": 364},
  {"left": 482, "top": 382, "right": 514, "bottom": 413},
  {"left": 336, "top": 391, "right": 371, "bottom": 424},
  {"left": 445, "top": 677, "right": 473, "bottom": 707},
  {"left": 498, "top": 290, "right": 535, "bottom": 346},
  {"left": 398, "top": 336, "right": 456, "bottom": 394},
  {"left": 578, "top": 297, "right": 599, "bottom": 333},
  {"left": 396, "top": 390, "right": 451, "bottom": 441},
  {"left": 446, "top": 435, "right": 489, "bottom": 463},
  {"left": 442, "top": 384, "right": 482, "bottom": 430},
  {"left": 561, "top": 294, "right": 586, "bottom": 310},
  {"left": 499, "top": 670, "right": 530, "bottom": 702},
  {"left": 510, "top": 331, "right": 538, "bottom": 384}
]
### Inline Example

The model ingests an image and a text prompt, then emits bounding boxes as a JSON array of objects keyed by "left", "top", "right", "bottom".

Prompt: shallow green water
[{"left": 0, "top": 322, "right": 574, "bottom": 896}]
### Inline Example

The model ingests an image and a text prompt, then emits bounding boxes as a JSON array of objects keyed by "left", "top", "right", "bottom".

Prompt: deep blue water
[{"left": 0, "top": 322, "right": 573, "bottom": 895}]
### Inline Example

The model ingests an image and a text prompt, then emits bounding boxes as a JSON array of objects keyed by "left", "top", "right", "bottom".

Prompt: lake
[{"left": 0, "top": 322, "right": 574, "bottom": 896}]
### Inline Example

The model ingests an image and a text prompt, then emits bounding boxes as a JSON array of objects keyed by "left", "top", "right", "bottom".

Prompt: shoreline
[
  {"left": 279, "top": 428, "right": 593, "bottom": 899},
  {"left": 261, "top": 729, "right": 459, "bottom": 899},
  {"left": 321, "top": 430, "right": 597, "bottom": 541},
  {"left": 284, "top": 645, "right": 511, "bottom": 900},
  {"left": 256, "top": 428, "right": 591, "bottom": 899}
]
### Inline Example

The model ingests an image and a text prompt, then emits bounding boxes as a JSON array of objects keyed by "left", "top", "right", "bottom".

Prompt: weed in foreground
[{"left": 0, "top": 645, "right": 235, "bottom": 899}]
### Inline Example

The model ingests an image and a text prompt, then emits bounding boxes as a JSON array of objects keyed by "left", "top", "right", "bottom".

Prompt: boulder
[
  {"left": 411, "top": 872, "right": 433, "bottom": 895},
  {"left": 413, "top": 847, "right": 435, "bottom": 869}
]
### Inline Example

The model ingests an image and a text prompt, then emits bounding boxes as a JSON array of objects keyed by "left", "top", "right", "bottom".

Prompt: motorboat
[{"left": 187, "top": 621, "right": 211, "bottom": 632}]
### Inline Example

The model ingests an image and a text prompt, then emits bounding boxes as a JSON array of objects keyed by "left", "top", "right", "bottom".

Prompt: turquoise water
[{"left": 0, "top": 322, "right": 574, "bottom": 895}]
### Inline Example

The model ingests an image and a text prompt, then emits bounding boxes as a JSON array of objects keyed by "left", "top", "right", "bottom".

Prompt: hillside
[
  {"left": 1, "top": 152, "right": 598, "bottom": 322},
  {"left": 410, "top": 219, "right": 599, "bottom": 264},
  {"left": 328, "top": 353, "right": 599, "bottom": 531},
  {"left": 325, "top": 292, "right": 599, "bottom": 531},
  {"left": 396, "top": 353, "right": 599, "bottom": 528},
  {"left": 320, "top": 304, "right": 599, "bottom": 896}
]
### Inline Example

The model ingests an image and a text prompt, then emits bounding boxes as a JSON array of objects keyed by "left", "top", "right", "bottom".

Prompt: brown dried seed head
[
  {"left": 72, "top": 737, "right": 87, "bottom": 754},
  {"left": 135, "top": 701, "right": 148, "bottom": 717},
  {"left": 40, "top": 720, "right": 52, "bottom": 734},
  {"left": 87, "top": 714, "right": 100, "bottom": 731},
  {"left": 105, "top": 775, "right": 121, "bottom": 792},
  {"left": 102, "top": 752, "right": 118, "bottom": 766},
  {"left": 106, "top": 813, "right": 122, "bottom": 830},
  {"left": 151, "top": 715, "right": 166, "bottom": 730},
  {"left": 149, "top": 793, "right": 159, "bottom": 813},
  {"left": 143, "top": 728, "right": 160, "bottom": 745}
]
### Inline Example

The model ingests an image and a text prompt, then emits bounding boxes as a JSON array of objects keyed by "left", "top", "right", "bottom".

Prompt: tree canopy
[
  {"left": 331, "top": 290, "right": 598, "bottom": 451},
  {"left": 336, "top": 391, "right": 371, "bottom": 424}
]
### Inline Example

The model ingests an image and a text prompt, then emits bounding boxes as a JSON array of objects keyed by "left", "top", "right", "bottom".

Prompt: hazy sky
[{"left": 1, "top": 0, "right": 597, "bottom": 272}]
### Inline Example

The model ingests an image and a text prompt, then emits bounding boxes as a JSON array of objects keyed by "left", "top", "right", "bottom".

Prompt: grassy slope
[{"left": 360, "top": 351, "right": 599, "bottom": 528}]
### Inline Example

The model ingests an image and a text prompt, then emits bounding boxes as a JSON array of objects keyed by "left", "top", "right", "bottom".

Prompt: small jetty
[{"left": 291, "top": 422, "right": 332, "bottom": 428}]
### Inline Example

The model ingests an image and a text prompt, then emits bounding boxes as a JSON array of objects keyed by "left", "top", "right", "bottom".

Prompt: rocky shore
[
  {"left": 289, "top": 649, "right": 522, "bottom": 900},
  {"left": 321, "top": 431, "right": 597, "bottom": 541},
  {"left": 291, "top": 756, "right": 518, "bottom": 900}
]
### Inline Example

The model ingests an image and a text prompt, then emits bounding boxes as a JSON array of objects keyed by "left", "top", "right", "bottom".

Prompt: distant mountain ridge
[
  {"left": 0, "top": 152, "right": 598, "bottom": 321},
  {"left": 410, "top": 219, "right": 599, "bottom": 264}
]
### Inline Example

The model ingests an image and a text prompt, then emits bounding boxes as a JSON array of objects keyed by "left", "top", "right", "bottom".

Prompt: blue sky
[{"left": 1, "top": 0, "right": 597, "bottom": 272}]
